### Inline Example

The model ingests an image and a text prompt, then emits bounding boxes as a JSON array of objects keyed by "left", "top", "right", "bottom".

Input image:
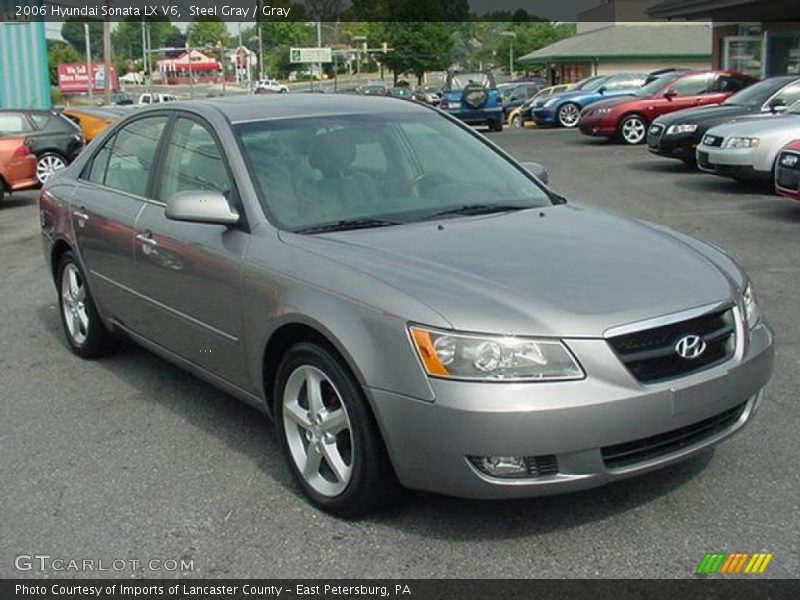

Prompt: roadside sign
[
  {"left": 57, "top": 63, "right": 119, "bottom": 94},
  {"left": 290, "top": 47, "right": 333, "bottom": 64}
]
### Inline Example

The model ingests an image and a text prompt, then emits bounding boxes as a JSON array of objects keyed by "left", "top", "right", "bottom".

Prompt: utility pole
[
  {"left": 141, "top": 20, "right": 146, "bottom": 87},
  {"left": 103, "top": 3, "right": 112, "bottom": 105},
  {"left": 84, "top": 23, "right": 93, "bottom": 102},
  {"left": 257, "top": 0, "right": 264, "bottom": 81}
]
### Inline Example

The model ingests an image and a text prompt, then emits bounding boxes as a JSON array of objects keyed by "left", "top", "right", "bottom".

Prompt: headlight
[
  {"left": 742, "top": 282, "right": 761, "bottom": 329},
  {"left": 409, "top": 326, "right": 584, "bottom": 382},
  {"left": 666, "top": 123, "right": 698, "bottom": 135},
  {"left": 725, "top": 136, "right": 760, "bottom": 149}
]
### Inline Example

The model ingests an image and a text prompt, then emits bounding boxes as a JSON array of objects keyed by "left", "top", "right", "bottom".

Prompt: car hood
[
  {"left": 654, "top": 104, "right": 751, "bottom": 126},
  {"left": 282, "top": 206, "right": 738, "bottom": 337},
  {"left": 706, "top": 112, "right": 800, "bottom": 138}
]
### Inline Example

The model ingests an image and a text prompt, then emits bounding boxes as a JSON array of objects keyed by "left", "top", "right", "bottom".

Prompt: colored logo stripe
[{"left": 697, "top": 553, "right": 773, "bottom": 574}]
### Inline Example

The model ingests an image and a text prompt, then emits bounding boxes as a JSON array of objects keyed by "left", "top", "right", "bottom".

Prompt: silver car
[
  {"left": 40, "top": 95, "right": 774, "bottom": 516},
  {"left": 697, "top": 100, "right": 800, "bottom": 181}
]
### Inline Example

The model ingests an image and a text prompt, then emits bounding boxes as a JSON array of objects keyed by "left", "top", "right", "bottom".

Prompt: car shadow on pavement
[
  {"left": 625, "top": 159, "right": 698, "bottom": 174},
  {"left": 0, "top": 193, "right": 38, "bottom": 210},
  {"left": 35, "top": 302, "right": 714, "bottom": 535},
  {"left": 671, "top": 176, "right": 773, "bottom": 196}
]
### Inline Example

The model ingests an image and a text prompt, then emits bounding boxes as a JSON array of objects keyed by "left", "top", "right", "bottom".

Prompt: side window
[
  {"left": 712, "top": 76, "right": 748, "bottom": 93},
  {"left": 0, "top": 112, "right": 31, "bottom": 134},
  {"left": 30, "top": 113, "right": 50, "bottom": 129},
  {"left": 87, "top": 143, "right": 111, "bottom": 184},
  {"left": 158, "top": 117, "right": 235, "bottom": 203},
  {"left": 773, "top": 81, "right": 800, "bottom": 107},
  {"left": 668, "top": 74, "right": 712, "bottom": 96},
  {"left": 101, "top": 116, "right": 167, "bottom": 196}
]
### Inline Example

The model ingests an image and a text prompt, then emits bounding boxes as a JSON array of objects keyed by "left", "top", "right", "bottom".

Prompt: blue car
[
  {"left": 533, "top": 72, "right": 648, "bottom": 128},
  {"left": 439, "top": 70, "right": 504, "bottom": 131}
]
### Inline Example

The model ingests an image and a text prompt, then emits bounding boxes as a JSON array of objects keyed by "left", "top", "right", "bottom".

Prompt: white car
[
  {"left": 138, "top": 92, "right": 179, "bottom": 105},
  {"left": 697, "top": 100, "right": 800, "bottom": 181},
  {"left": 256, "top": 79, "right": 289, "bottom": 94}
]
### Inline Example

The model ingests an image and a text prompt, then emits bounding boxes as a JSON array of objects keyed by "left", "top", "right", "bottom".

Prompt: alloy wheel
[
  {"left": 61, "top": 263, "right": 89, "bottom": 346},
  {"left": 36, "top": 154, "right": 67, "bottom": 185},
  {"left": 558, "top": 103, "right": 580, "bottom": 128},
  {"left": 282, "top": 365, "right": 354, "bottom": 497},
  {"left": 511, "top": 115, "right": 522, "bottom": 128},
  {"left": 621, "top": 117, "right": 646, "bottom": 144}
]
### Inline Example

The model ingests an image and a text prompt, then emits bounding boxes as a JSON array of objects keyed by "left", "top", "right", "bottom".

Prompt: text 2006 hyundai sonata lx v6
[{"left": 40, "top": 95, "right": 774, "bottom": 516}]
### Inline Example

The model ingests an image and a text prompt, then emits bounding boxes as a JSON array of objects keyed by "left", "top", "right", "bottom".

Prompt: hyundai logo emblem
[{"left": 675, "top": 334, "right": 707, "bottom": 360}]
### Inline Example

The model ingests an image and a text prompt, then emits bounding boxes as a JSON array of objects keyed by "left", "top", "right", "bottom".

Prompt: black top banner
[
  {"left": 0, "top": 0, "right": 750, "bottom": 23},
  {"left": 2, "top": 579, "right": 800, "bottom": 600}
]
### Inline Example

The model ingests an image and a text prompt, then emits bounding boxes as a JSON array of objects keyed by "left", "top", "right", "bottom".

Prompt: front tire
[
  {"left": 36, "top": 152, "right": 67, "bottom": 185},
  {"left": 557, "top": 102, "right": 581, "bottom": 128},
  {"left": 510, "top": 114, "right": 523, "bottom": 128},
  {"left": 274, "top": 342, "right": 400, "bottom": 517},
  {"left": 619, "top": 115, "right": 647, "bottom": 145},
  {"left": 56, "top": 251, "right": 118, "bottom": 358}
]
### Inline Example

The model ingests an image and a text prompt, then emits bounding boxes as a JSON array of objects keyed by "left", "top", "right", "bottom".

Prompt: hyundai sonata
[{"left": 40, "top": 95, "right": 774, "bottom": 516}]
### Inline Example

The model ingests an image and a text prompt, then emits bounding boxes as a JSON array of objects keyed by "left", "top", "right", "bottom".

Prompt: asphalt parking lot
[{"left": 1, "top": 127, "right": 798, "bottom": 579}]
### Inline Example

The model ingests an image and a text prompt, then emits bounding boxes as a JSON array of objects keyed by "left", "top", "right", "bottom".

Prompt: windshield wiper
[
  {"left": 294, "top": 218, "right": 402, "bottom": 234},
  {"left": 424, "top": 203, "right": 529, "bottom": 220}
]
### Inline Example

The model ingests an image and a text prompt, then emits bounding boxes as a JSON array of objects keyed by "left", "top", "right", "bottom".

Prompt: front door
[
  {"left": 70, "top": 115, "right": 168, "bottom": 326},
  {"left": 132, "top": 116, "right": 249, "bottom": 387}
]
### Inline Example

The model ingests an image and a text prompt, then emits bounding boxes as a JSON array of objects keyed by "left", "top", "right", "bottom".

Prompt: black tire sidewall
[{"left": 274, "top": 342, "right": 397, "bottom": 517}]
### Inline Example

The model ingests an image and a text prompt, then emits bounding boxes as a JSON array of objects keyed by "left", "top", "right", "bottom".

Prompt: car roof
[{"left": 182, "top": 93, "right": 427, "bottom": 124}]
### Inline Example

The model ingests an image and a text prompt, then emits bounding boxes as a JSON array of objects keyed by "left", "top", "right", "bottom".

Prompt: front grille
[
  {"left": 777, "top": 152, "right": 800, "bottom": 191},
  {"left": 703, "top": 134, "right": 723, "bottom": 147},
  {"left": 647, "top": 124, "right": 663, "bottom": 149},
  {"left": 608, "top": 308, "right": 736, "bottom": 383},
  {"left": 601, "top": 401, "right": 747, "bottom": 469}
]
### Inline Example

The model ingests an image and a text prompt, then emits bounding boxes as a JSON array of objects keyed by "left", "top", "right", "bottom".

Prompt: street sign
[{"left": 290, "top": 47, "right": 333, "bottom": 64}]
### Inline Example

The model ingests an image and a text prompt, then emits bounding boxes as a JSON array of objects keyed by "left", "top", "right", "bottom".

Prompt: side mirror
[
  {"left": 768, "top": 98, "right": 787, "bottom": 113},
  {"left": 165, "top": 190, "right": 240, "bottom": 226},
  {"left": 522, "top": 161, "right": 549, "bottom": 185},
  {"left": 663, "top": 90, "right": 678, "bottom": 100},
  {"left": 597, "top": 85, "right": 606, "bottom": 95}
]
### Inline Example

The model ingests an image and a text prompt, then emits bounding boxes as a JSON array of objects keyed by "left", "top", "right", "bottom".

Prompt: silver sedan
[{"left": 40, "top": 94, "right": 774, "bottom": 516}]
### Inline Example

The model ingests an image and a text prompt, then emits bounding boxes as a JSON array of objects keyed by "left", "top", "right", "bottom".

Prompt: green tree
[
  {"left": 60, "top": 19, "right": 103, "bottom": 59},
  {"left": 380, "top": 22, "right": 454, "bottom": 84},
  {"left": 47, "top": 40, "right": 82, "bottom": 85},
  {"left": 112, "top": 20, "right": 181, "bottom": 67},
  {"left": 187, "top": 18, "right": 229, "bottom": 49}
]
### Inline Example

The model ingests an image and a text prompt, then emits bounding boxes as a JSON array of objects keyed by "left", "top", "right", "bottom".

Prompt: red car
[
  {"left": 775, "top": 140, "right": 800, "bottom": 201},
  {"left": 578, "top": 70, "right": 757, "bottom": 145},
  {"left": 0, "top": 136, "right": 37, "bottom": 202}
]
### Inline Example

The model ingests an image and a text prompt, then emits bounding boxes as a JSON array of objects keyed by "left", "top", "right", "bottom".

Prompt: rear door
[
  {"left": 132, "top": 115, "right": 249, "bottom": 386},
  {"left": 70, "top": 115, "right": 169, "bottom": 326}
]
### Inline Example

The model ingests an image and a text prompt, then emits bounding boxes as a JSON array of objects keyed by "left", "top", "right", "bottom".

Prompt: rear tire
[
  {"left": 0, "top": 179, "right": 6, "bottom": 202},
  {"left": 488, "top": 119, "right": 503, "bottom": 132},
  {"left": 56, "top": 251, "right": 118, "bottom": 358},
  {"left": 274, "top": 342, "right": 401, "bottom": 517}
]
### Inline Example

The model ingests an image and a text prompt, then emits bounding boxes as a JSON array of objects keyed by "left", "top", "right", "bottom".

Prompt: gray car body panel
[{"left": 40, "top": 94, "right": 774, "bottom": 499}]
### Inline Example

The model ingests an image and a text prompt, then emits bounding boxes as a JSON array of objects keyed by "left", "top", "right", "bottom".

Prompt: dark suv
[
  {"left": 0, "top": 109, "right": 84, "bottom": 184},
  {"left": 439, "top": 70, "right": 503, "bottom": 131}
]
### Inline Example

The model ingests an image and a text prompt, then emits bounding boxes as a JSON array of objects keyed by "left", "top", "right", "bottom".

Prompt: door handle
[
  {"left": 135, "top": 232, "right": 158, "bottom": 247},
  {"left": 73, "top": 209, "right": 89, "bottom": 221}
]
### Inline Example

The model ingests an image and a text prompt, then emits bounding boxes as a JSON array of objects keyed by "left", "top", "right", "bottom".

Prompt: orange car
[
  {"left": 61, "top": 106, "right": 127, "bottom": 142},
  {"left": 0, "top": 136, "right": 37, "bottom": 202}
]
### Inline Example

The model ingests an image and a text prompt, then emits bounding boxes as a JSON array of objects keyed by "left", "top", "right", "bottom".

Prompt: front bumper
[
  {"left": 696, "top": 145, "right": 771, "bottom": 181},
  {"left": 578, "top": 116, "right": 617, "bottom": 138},
  {"left": 532, "top": 107, "right": 557, "bottom": 125},
  {"left": 369, "top": 321, "right": 774, "bottom": 499},
  {"left": 648, "top": 129, "right": 701, "bottom": 160},
  {"left": 775, "top": 149, "right": 800, "bottom": 200}
]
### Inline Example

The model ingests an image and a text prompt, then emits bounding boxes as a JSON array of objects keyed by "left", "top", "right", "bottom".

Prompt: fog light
[{"left": 477, "top": 455, "right": 527, "bottom": 476}]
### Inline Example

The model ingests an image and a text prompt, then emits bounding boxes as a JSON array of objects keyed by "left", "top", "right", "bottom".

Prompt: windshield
[
  {"left": 634, "top": 74, "right": 680, "bottom": 97},
  {"left": 724, "top": 78, "right": 794, "bottom": 106},
  {"left": 235, "top": 112, "right": 552, "bottom": 232},
  {"left": 789, "top": 100, "right": 800, "bottom": 114},
  {"left": 572, "top": 75, "right": 605, "bottom": 91}
]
